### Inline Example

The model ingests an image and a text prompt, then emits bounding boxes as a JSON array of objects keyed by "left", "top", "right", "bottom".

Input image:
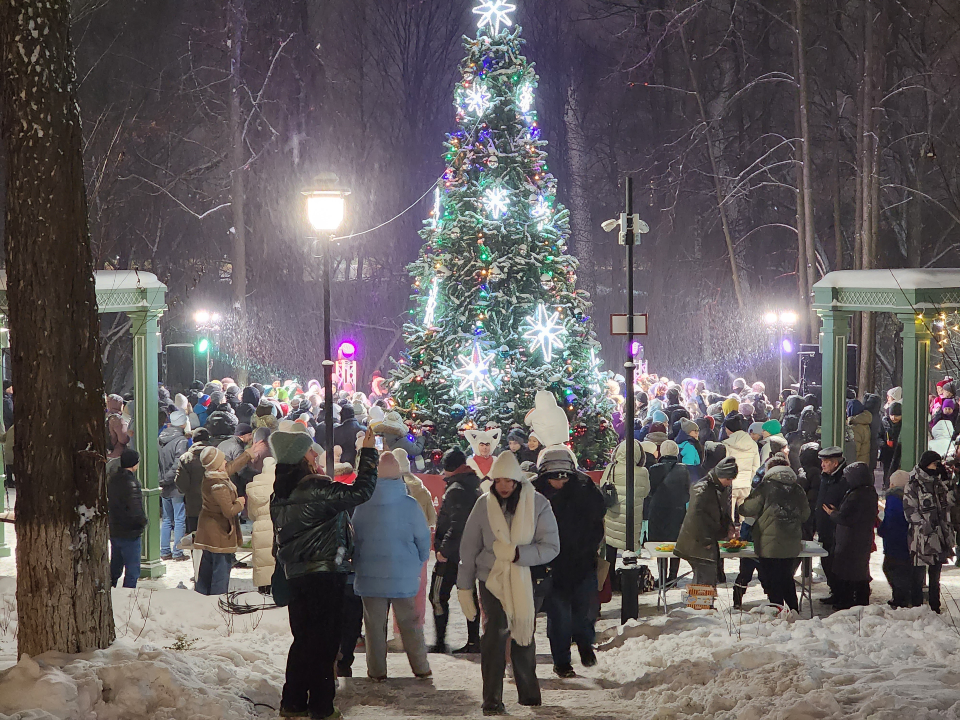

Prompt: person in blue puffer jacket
[
  {"left": 352, "top": 451, "right": 432, "bottom": 681},
  {"left": 877, "top": 469, "right": 911, "bottom": 608}
]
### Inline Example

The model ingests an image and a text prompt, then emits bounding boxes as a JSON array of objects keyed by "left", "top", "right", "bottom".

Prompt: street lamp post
[
  {"left": 303, "top": 173, "right": 350, "bottom": 478},
  {"left": 194, "top": 310, "right": 222, "bottom": 383},
  {"left": 764, "top": 310, "right": 797, "bottom": 395},
  {"left": 603, "top": 176, "right": 649, "bottom": 623}
]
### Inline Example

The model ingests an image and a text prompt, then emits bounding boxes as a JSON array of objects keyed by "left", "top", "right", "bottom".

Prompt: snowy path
[{"left": 1, "top": 511, "right": 960, "bottom": 717}]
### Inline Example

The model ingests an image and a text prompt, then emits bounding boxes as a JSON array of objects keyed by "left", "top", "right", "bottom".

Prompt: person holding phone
[{"left": 271, "top": 426, "right": 379, "bottom": 720}]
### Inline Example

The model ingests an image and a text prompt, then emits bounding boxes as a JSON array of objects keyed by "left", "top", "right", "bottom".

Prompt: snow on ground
[{"left": 0, "top": 505, "right": 960, "bottom": 717}]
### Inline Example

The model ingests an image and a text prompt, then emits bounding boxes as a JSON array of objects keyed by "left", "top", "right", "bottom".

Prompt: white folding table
[{"left": 642, "top": 540, "right": 828, "bottom": 617}]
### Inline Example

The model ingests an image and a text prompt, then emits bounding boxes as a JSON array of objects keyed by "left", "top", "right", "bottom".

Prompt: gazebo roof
[
  {"left": 812, "top": 268, "right": 960, "bottom": 312},
  {"left": 0, "top": 270, "right": 166, "bottom": 314}
]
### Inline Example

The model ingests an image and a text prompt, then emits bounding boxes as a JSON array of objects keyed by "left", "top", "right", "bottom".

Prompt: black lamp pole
[
  {"left": 322, "top": 237, "right": 335, "bottom": 478},
  {"left": 621, "top": 176, "right": 640, "bottom": 623}
]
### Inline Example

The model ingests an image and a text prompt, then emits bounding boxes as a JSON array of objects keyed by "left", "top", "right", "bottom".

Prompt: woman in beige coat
[
  {"left": 194, "top": 446, "right": 244, "bottom": 595},
  {"left": 246, "top": 456, "right": 277, "bottom": 591}
]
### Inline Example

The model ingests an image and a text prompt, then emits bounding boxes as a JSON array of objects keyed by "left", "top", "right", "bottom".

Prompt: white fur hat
[
  {"left": 367, "top": 405, "right": 385, "bottom": 427},
  {"left": 392, "top": 447, "right": 412, "bottom": 475},
  {"left": 489, "top": 451, "right": 524, "bottom": 482}
]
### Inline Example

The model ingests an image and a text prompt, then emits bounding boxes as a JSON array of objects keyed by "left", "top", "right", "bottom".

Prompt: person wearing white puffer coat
[
  {"left": 602, "top": 439, "right": 651, "bottom": 552},
  {"left": 246, "top": 456, "right": 277, "bottom": 591},
  {"left": 721, "top": 414, "right": 761, "bottom": 520},
  {"left": 930, "top": 419, "right": 956, "bottom": 460}
]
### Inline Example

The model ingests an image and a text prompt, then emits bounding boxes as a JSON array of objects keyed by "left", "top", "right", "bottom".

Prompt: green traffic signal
[{"left": 197, "top": 338, "right": 210, "bottom": 353}]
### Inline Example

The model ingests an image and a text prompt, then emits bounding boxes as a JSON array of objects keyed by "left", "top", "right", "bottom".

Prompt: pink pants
[{"left": 394, "top": 561, "right": 429, "bottom": 634}]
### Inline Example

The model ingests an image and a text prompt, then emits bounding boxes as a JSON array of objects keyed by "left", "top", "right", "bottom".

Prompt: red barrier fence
[{"left": 415, "top": 471, "right": 604, "bottom": 511}]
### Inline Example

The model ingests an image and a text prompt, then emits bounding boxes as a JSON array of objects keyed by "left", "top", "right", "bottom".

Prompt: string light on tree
[
  {"left": 422, "top": 277, "right": 440, "bottom": 328},
  {"left": 431, "top": 185, "right": 442, "bottom": 228},
  {"left": 465, "top": 84, "right": 492, "bottom": 116},
  {"left": 588, "top": 347, "right": 603, "bottom": 391},
  {"left": 518, "top": 83, "right": 534, "bottom": 113},
  {"left": 473, "top": 0, "right": 516, "bottom": 36},
  {"left": 483, "top": 186, "right": 510, "bottom": 218},
  {"left": 454, "top": 341, "right": 497, "bottom": 396},
  {"left": 523, "top": 302, "right": 567, "bottom": 363}
]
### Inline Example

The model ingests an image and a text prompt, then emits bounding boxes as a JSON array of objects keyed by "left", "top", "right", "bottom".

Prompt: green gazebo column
[
  {"left": 131, "top": 309, "right": 165, "bottom": 579},
  {"left": 0, "top": 328, "right": 11, "bottom": 558},
  {"left": 818, "top": 309, "right": 852, "bottom": 451},
  {"left": 898, "top": 312, "right": 931, "bottom": 472}
]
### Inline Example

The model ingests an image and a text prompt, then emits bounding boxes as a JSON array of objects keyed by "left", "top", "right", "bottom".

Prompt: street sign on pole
[{"left": 610, "top": 314, "right": 649, "bottom": 336}]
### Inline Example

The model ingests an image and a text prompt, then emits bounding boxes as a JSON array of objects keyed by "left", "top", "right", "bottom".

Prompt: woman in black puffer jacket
[{"left": 270, "top": 426, "right": 378, "bottom": 720}]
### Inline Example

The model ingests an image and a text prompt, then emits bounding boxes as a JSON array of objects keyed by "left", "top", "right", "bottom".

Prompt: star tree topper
[
  {"left": 454, "top": 341, "right": 497, "bottom": 396},
  {"left": 524, "top": 303, "right": 567, "bottom": 363},
  {"left": 473, "top": 0, "right": 516, "bottom": 37}
]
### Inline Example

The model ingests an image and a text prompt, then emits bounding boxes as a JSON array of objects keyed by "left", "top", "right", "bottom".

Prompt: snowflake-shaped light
[
  {"left": 484, "top": 187, "right": 510, "bottom": 218},
  {"left": 523, "top": 303, "right": 567, "bottom": 363},
  {"left": 454, "top": 341, "right": 496, "bottom": 396},
  {"left": 531, "top": 195, "right": 550, "bottom": 228},
  {"left": 518, "top": 84, "right": 534, "bottom": 113},
  {"left": 465, "top": 85, "right": 491, "bottom": 116},
  {"left": 473, "top": 0, "right": 516, "bottom": 37},
  {"left": 422, "top": 277, "right": 440, "bottom": 328}
]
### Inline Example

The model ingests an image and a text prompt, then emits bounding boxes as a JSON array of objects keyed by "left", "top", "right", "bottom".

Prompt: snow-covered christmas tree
[{"left": 391, "top": 0, "right": 616, "bottom": 469}]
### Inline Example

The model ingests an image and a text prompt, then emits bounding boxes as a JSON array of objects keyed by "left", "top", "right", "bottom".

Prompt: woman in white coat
[
  {"left": 721, "top": 415, "right": 761, "bottom": 520},
  {"left": 246, "top": 456, "right": 277, "bottom": 591},
  {"left": 602, "top": 440, "right": 651, "bottom": 549}
]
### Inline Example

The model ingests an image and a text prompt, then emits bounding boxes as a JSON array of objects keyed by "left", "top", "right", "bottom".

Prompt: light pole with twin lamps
[
  {"left": 194, "top": 310, "right": 222, "bottom": 383},
  {"left": 303, "top": 174, "right": 350, "bottom": 477},
  {"left": 764, "top": 310, "right": 797, "bottom": 396}
]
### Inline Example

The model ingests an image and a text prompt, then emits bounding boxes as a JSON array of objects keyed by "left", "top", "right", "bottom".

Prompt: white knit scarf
[{"left": 484, "top": 480, "right": 537, "bottom": 646}]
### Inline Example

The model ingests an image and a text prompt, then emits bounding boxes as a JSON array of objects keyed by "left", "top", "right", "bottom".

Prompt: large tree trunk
[
  {"left": 858, "top": 0, "right": 881, "bottom": 395},
  {"left": 0, "top": 0, "right": 115, "bottom": 656},
  {"left": 796, "top": 0, "right": 817, "bottom": 342},
  {"left": 229, "top": 0, "right": 248, "bottom": 384},
  {"left": 564, "top": 83, "right": 595, "bottom": 291},
  {"left": 793, "top": 33, "right": 809, "bottom": 342}
]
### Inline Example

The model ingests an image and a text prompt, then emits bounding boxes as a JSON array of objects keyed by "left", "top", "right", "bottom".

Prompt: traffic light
[{"left": 197, "top": 337, "right": 209, "bottom": 354}]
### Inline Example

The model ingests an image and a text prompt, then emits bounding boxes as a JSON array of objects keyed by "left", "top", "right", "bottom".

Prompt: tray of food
[
  {"left": 720, "top": 540, "right": 749, "bottom": 553},
  {"left": 654, "top": 543, "right": 675, "bottom": 553}
]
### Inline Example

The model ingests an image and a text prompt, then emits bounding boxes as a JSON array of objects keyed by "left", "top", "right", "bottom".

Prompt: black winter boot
[
  {"left": 430, "top": 612, "right": 449, "bottom": 653},
  {"left": 453, "top": 617, "right": 481, "bottom": 654},
  {"left": 733, "top": 584, "right": 746, "bottom": 610}
]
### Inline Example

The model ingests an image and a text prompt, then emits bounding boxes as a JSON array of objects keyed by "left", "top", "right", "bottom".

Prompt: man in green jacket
[
  {"left": 738, "top": 462, "right": 810, "bottom": 611},
  {"left": 675, "top": 457, "right": 739, "bottom": 588}
]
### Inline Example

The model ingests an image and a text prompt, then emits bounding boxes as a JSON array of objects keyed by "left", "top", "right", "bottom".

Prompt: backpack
[{"left": 105, "top": 412, "right": 122, "bottom": 452}]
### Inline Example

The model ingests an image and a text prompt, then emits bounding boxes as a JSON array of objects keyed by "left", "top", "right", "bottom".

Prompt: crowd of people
[
  {"left": 95, "top": 372, "right": 960, "bottom": 718},
  {"left": 605, "top": 374, "right": 960, "bottom": 615}
]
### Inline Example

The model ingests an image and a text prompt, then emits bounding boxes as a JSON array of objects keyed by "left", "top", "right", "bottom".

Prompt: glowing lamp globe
[
  {"left": 764, "top": 311, "right": 779, "bottom": 325},
  {"left": 780, "top": 311, "right": 798, "bottom": 326},
  {"left": 339, "top": 341, "right": 357, "bottom": 359},
  {"left": 194, "top": 310, "right": 210, "bottom": 325},
  {"left": 302, "top": 173, "right": 350, "bottom": 233}
]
